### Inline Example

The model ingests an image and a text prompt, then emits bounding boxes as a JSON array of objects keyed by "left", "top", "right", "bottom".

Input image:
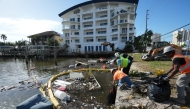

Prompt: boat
[{"left": 39, "top": 68, "right": 110, "bottom": 109}]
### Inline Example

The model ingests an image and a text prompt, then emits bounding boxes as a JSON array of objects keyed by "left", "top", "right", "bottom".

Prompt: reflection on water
[
  {"left": 0, "top": 58, "right": 113, "bottom": 109},
  {"left": 0, "top": 58, "right": 59, "bottom": 86}
]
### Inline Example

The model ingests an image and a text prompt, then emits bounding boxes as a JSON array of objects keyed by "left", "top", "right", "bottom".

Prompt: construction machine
[{"left": 141, "top": 41, "right": 182, "bottom": 61}]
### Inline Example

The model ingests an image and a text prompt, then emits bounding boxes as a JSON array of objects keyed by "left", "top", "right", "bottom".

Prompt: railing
[{"left": 96, "top": 7, "right": 107, "bottom": 11}]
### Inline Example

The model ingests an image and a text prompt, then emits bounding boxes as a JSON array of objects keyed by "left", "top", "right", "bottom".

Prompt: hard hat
[
  {"left": 114, "top": 52, "right": 120, "bottom": 58},
  {"left": 163, "top": 46, "right": 175, "bottom": 54}
]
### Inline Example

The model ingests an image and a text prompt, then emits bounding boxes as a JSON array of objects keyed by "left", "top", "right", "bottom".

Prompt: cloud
[{"left": 0, "top": 17, "right": 61, "bottom": 42}]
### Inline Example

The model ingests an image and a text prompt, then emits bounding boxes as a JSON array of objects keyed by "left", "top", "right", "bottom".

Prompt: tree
[
  {"left": 140, "top": 30, "right": 153, "bottom": 52},
  {"left": 47, "top": 38, "right": 59, "bottom": 46},
  {"left": 1, "top": 34, "right": 7, "bottom": 43},
  {"left": 30, "top": 35, "right": 40, "bottom": 45},
  {"left": 134, "top": 36, "right": 144, "bottom": 52},
  {"left": 15, "top": 40, "right": 27, "bottom": 49},
  {"left": 123, "top": 40, "right": 133, "bottom": 53},
  {"left": 176, "top": 33, "right": 182, "bottom": 45}
]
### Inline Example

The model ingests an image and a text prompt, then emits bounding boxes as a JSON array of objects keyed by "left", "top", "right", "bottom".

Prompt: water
[{"left": 0, "top": 57, "right": 113, "bottom": 109}]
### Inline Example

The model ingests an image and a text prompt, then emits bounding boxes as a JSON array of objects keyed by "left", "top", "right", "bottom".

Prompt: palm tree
[
  {"left": 1, "top": 34, "right": 7, "bottom": 43},
  {"left": 140, "top": 30, "right": 153, "bottom": 52},
  {"left": 176, "top": 33, "right": 182, "bottom": 45}
]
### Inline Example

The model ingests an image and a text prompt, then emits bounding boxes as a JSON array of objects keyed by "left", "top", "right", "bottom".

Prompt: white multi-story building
[
  {"left": 172, "top": 28, "right": 190, "bottom": 45},
  {"left": 151, "top": 33, "right": 161, "bottom": 43},
  {"left": 59, "top": 0, "right": 139, "bottom": 54}
]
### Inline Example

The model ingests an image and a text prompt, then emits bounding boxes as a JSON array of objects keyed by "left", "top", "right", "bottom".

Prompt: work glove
[{"left": 163, "top": 77, "right": 169, "bottom": 81}]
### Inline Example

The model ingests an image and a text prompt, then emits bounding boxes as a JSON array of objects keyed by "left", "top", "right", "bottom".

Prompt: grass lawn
[{"left": 131, "top": 53, "right": 173, "bottom": 74}]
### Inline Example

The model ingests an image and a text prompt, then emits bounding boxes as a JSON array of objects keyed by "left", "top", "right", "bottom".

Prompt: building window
[
  {"left": 74, "top": 32, "right": 79, "bottom": 35},
  {"left": 129, "top": 37, "right": 132, "bottom": 40},
  {"left": 96, "top": 46, "right": 98, "bottom": 51},
  {"left": 98, "top": 39, "right": 106, "bottom": 42},
  {"left": 71, "top": 25, "right": 75, "bottom": 29},
  {"left": 98, "top": 31, "right": 106, "bottom": 34},
  {"left": 100, "top": 15, "right": 107, "bottom": 18},
  {"left": 112, "top": 37, "right": 118, "bottom": 41},
  {"left": 112, "top": 29, "right": 118, "bottom": 32},
  {"left": 84, "top": 17, "right": 92, "bottom": 20},
  {"left": 100, "top": 23, "right": 107, "bottom": 26},
  {"left": 122, "top": 37, "right": 127, "bottom": 42},
  {"left": 99, "top": 46, "right": 102, "bottom": 51},
  {"left": 86, "top": 32, "right": 93, "bottom": 35},
  {"left": 85, "top": 46, "right": 87, "bottom": 52},
  {"left": 86, "top": 39, "right": 93, "bottom": 42},
  {"left": 65, "top": 33, "right": 69, "bottom": 37},
  {"left": 84, "top": 25, "right": 92, "bottom": 28},
  {"left": 70, "top": 18, "right": 75, "bottom": 21},
  {"left": 91, "top": 46, "right": 93, "bottom": 52},
  {"left": 103, "top": 46, "right": 106, "bottom": 51},
  {"left": 122, "top": 28, "right": 127, "bottom": 33},
  {"left": 66, "top": 40, "right": 70, "bottom": 44},
  {"left": 75, "top": 39, "right": 79, "bottom": 43},
  {"left": 129, "top": 28, "right": 133, "bottom": 31}
]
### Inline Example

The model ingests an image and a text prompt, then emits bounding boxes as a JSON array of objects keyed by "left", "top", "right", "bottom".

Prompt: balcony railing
[
  {"left": 96, "top": 7, "right": 107, "bottom": 11},
  {"left": 84, "top": 17, "right": 92, "bottom": 20},
  {"left": 121, "top": 39, "right": 128, "bottom": 42}
]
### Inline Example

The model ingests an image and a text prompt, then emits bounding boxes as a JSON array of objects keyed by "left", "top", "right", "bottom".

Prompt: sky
[{"left": 0, "top": 0, "right": 190, "bottom": 43}]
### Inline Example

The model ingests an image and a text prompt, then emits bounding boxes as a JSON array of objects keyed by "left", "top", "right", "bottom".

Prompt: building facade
[
  {"left": 151, "top": 33, "right": 161, "bottom": 43},
  {"left": 27, "top": 31, "right": 64, "bottom": 46},
  {"left": 59, "top": 0, "right": 139, "bottom": 53},
  {"left": 172, "top": 28, "right": 190, "bottom": 45}
]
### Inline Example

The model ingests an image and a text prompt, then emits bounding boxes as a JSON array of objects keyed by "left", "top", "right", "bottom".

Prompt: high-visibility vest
[
  {"left": 172, "top": 53, "right": 190, "bottom": 74},
  {"left": 120, "top": 56, "right": 129, "bottom": 68}
]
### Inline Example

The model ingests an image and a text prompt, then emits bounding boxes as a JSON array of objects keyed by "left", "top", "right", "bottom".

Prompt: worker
[
  {"left": 163, "top": 46, "right": 190, "bottom": 104},
  {"left": 114, "top": 52, "right": 132, "bottom": 75},
  {"left": 111, "top": 68, "right": 137, "bottom": 92}
]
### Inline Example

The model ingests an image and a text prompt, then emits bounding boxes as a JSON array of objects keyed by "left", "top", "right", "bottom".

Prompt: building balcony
[
  {"left": 121, "top": 31, "right": 127, "bottom": 34},
  {"left": 96, "top": 15, "right": 108, "bottom": 20},
  {"left": 128, "top": 20, "right": 134, "bottom": 24},
  {"left": 84, "top": 40, "right": 94, "bottom": 43},
  {"left": 112, "top": 39, "right": 118, "bottom": 41},
  {"left": 70, "top": 35, "right": 79, "bottom": 38},
  {"left": 72, "top": 40, "right": 80, "bottom": 43},
  {"left": 62, "top": 20, "right": 80, "bottom": 24},
  {"left": 96, "top": 25, "right": 107, "bottom": 29},
  {"left": 84, "top": 34, "right": 94, "bottom": 37},
  {"left": 119, "top": 20, "right": 128, "bottom": 24},
  {"left": 82, "top": 10, "right": 93, "bottom": 14},
  {"left": 121, "top": 39, "right": 128, "bottom": 42},
  {"left": 83, "top": 25, "right": 93, "bottom": 29},
  {"left": 96, "top": 7, "right": 107, "bottom": 12},
  {"left": 82, "top": 18, "right": 93, "bottom": 22},
  {"left": 111, "top": 22, "right": 118, "bottom": 26}
]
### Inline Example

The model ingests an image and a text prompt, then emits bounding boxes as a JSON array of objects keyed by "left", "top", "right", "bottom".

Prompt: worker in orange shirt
[
  {"left": 111, "top": 68, "right": 137, "bottom": 92},
  {"left": 163, "top": 46, "right": 190, "bottom": 105}
]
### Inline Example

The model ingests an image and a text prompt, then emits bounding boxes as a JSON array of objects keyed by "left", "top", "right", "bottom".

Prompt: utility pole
[
  {"left": 145, "top": 9, "right": 149, "bottom": 31},
  {"left": 142, "top": 10, "right": 149, "bottom": 53}
]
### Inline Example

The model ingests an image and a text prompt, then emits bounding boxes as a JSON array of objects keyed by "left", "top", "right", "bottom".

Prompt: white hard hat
[
  {"left": 163, "top": 46, "right": 175, "bottom": 54},
  {"left": 114, "top": 52, "right": 120, "bottom": 58}
]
